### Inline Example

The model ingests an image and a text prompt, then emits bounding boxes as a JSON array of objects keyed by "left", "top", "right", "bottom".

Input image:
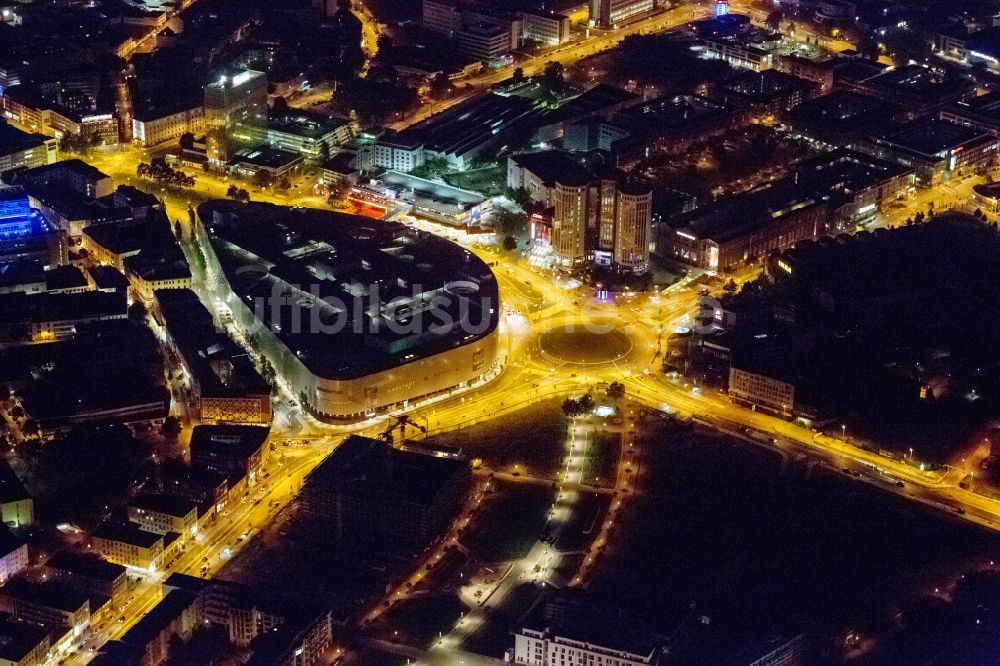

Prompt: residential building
[
  {"left": 856, "top": 118, "right": 998, "bottom": 187},
  {"left": 455, "top": 18, "right": 519, "bottom": 60},
  {"left": 662, "top": 181, "right": 827, "bottom": 272},
  {"left": 701, "top": 34, "right": 776, "bottom": 71},
  {"left": 160, "top": 465, "right": 229, "bottom": 515},
  {"left": 422, "top": 0, "right": 461, "bottom": 35},
  {"left": 716, "top": 69, "right": 816, "bottom": 117},
  {"left": 92, "top": 523, "right": 165, "bottom": 572},
  {"left": 776, "top": 55, "right": 838, "bottom": 92},
  {"left": 45, "top": 108, "right": 119, "bottom": 146},
  {"left": 608, "top": 181, "right": 653, "bottom": 274},
  {"left": 728, "top": 365, "right": 795, "bottom": 414},
  {"left": 0, "top": 461, "right": 32, "bottom": 528},
  {"left": 298, "top": 435, "right": 470, "bottom": 551},
  {"left": 115, "top": 589, "right": 200, "bottom": 666},
  {"left": 0, "top": 290, "right": 128, "bottom": 344},
  {"left": 513, "top": 626, "right": 660, "bottom": 665},
  {"left": 369, "top": 132, "right": 425, "bottom": 172},
  {"left": 591, "top": 0, "right": 656, "bottom": 28},
  {"left": 164, "top": 574, "right": 333, "bottom": 663},
  {"left": 940, "top": 90, "right": 1000, "bottom": 137},
  {"left": 203, "top": 70, "right": 267, "bottom": 166},
  {"left": 551, "top": 178, "right": 590, "bottom": 268},
  {"left": 0, "top": 580, "right": 90, "bottom": 638},
  {"left": 156, "top": 289, "right": 272, "bottom": 426},
  {"left": 43, "top": 552, "right": 128, "bottom": 609},
  {"left": 81, "top": 218, "right": 191, "bottom": 302},
  {"left": 1, "top": 87, "right": 118, "bottom": 145},
  {"left": 17, "top": 160, "right": 113, "bottom": 200},
  {"left": 507, "top": 150, "right": 596, "bottom": 207},
  {"left": 131, "top": 103, "right": 204, "bottom": 148},
  {"left": 0, "top": 617, "right": 50, "bottom": 666},
  {"left": 0, "top": 125, "right": 56, "bottom": 174},
  {"left": 660, "top": 149, "right": 912, "bottom": 270},
  {"left": 514, "top": 153, "right": 653, "bottom": 273},
  {"left": 840, "top": 64, "right": 975, "bottom": 117},
  {"left": 0, "top": 531, "right": 27, "bottom": 586},
  {"left": 127, "top": 494, "right": 199, "bottom": 537},
  {"left": 519, "top": 10, "right": 571, "bottom": 46},
  {"left": 189, "top": 425, "right": 269, "bottom": 490}
]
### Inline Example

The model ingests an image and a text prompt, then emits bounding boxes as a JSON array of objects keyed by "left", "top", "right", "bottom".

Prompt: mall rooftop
[{"left": 198, "top": 200, "right": 499, "bottom": 380}]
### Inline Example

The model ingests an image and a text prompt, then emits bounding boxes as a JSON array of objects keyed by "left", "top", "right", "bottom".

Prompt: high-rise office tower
[
  {"left": 203, "top": 70, "right": 268, "bottom": 167},
  {"left": 590, "top": 0, "right": 655, "bottom": 29}
]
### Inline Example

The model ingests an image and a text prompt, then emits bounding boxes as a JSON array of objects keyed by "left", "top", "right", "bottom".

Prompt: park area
[
  {"left": 423, "top": 398, "right": 568, "bottom": 478},
  {"left": 369, "top": 594, "right": 470, "bottom": 650},
  {"left": 461, "top": 481, "right": 555, "bottom": 562},
  {"left": 581, "top": 430, "right": 621, "bottom": 488},
  {"left": 577, "top": 413, "right": 1000, "bottom": 661}
]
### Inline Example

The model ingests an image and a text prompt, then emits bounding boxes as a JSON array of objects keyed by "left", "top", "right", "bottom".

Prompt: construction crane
[{"left": 378, "top": 414, "right": 426, "bottom": 446}]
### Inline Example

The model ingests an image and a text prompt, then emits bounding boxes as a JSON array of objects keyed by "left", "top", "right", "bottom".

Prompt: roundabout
[{"left": 537, "top": 323, "right": 633, "bottom": 365}]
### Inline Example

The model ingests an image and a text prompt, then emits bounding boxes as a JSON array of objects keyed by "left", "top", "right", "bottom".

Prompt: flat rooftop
[
  {"left": 792, "top": 148, "right": 912, "bottom": 196},
  {"left": 0, "top": 617, "right": 50, "bottom": 663},
  {"left": 128, "top": 493, "right": 198, "bottom": 518},
  {"left": 268, "top": 111, "right": 347, "bottom": 140},
  {"left": 877, "top": 118, "right": 989, "bottom": 157},
  {"left": 381, "top": 170, "right": 487, "bottom": 213},
  {"left": 674, "top": 178, "right": 820, "bottom": 244},
  {"left": 82, "top": 218, "right": 174, "bottom": 257},
  {"left": 789, "top": 90, "right": 898, "bottom": 136},
  {"left": 509, "top": 150, "right": 595, "bottom": 188},
  {"left": 232, "top": 146, "right": 302, "bottom": 170},
  {"left": 22, "top": 159, "right": 108, "bottom": 184},
  {"left": 612, "top": 94, "right": 734, "bottom": 136},
  {"left": 0, "top": 123, "right": 51, "bottom": 155},
  {"left": 88, "top": 265, "right": 129, "bottom": 292},
  {"left": 858, "top": 64, "right": 974, "bottom": 108},
  {"left": 723, "top": 69, "right": 813, "bottom": 103},
  {"left": 45, "top": 265, "right": 88, "bottom": 291},
  {"left": 198, "top": 200, "right": 499, "bottom": 380},
  {"left": 304, "top": 435, "right": 467, "bottom": 505},
  {"left": 400, "top": 93, "right": 547, "bottom": 160},
  {"left": 94, "top": 522, "right": 163, "bottom": 548},
  {"left": 155, "top": 289, "right": 269, "bottom": 398},
  {"left": 0, "top": 529, "right": 24, "bottom": 558},
  {"left": 45, "top": 551, "right": 126, "bottom": 582},
  {"left": 0, "top": 460, "right": 29, "bottom": 505},
  {"left": 2, "top": 579, "right": 89, "bottom": 612},
  {"left": 189, "top": 424, "right": 270, "bottom": 461},
  {"left": 0, "top": 289, "right": 127, "bottom": 325}
]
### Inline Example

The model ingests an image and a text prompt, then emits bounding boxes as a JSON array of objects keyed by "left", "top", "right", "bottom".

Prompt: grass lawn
[
  {"left": 372, "top": 594, "right": 469, "bottom": 649},
  {"left": 443, "top": 166, "right": 507, "bottom": 196},
  {"left": 555, "top": 491, "right": 610, "bottom": 553},
  {"left": 425, "top": 398, "right": 567, "bottom": 478},
  {"left": 462, "top": 582, "right": 542, "bottom": 658},
  {"left": 462, "top": 482, "right": 555, "bottom": 561},
  {"left": 581, "top": 431, "right": 621, "bottom": 488},
  {"left": 348, "top": 650, "right": 411, "bottom": 666}
]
